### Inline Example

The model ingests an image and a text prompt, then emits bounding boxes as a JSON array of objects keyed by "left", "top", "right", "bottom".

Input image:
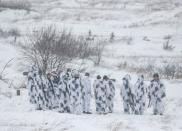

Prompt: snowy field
[
  {"left": 0, "top": 79, "right": 182, "bottom": 131},
  {"left": 0, "top": 0, "right": 182, "bottom": 131}
]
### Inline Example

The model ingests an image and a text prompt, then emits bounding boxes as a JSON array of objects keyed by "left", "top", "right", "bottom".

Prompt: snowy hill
[{"left": 0, "top": 0, "right": 182, "bottom": 131}]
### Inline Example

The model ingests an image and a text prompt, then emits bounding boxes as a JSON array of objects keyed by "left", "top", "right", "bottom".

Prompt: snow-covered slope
[{"left": 0, "top": 0, "right": 182, "bottom": 131}]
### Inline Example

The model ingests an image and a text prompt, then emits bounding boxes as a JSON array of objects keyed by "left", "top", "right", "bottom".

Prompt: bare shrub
[
  {"left": 86, "top": 30, "right": 95, "bottom": 41},
  {"left": 163, "top": 64, "right": 176, "bottom": 79},
  {"left": 88, "top": 30, "right": 92, "bottom": 37},
  {"left": 137, "top": 63, "right": 155, "bottom": 78},
  {"left": 0, "top": 0, "right": 31, "bottom": 11},
  {"left": 175, "top": 64, "right": 182, "bottom": 79},
  {"left": 143, "top": 36, "right": 150, "bottom": 41},
  {"left": 18, "top": 26, "right": 100, "bottom": 75},
  {"left": 110, "top": 32, "right": 115, "bottom": 42},
  {"left": 117, "top": 56, "right": 182, "bottom": 79},
  {"left": 0, "top": 58, "right": 14, "bottom": 84},
  {"left": 163, "top": 35, "right": 175, "bottom": 51},
  {"left": 159, "top": 63, "right": 182, "bottom": 79},
  {"left": 90, "top": 41, "right": 106, "bottom": 66},
  {"left": 20, "top": 26, "right": 72, "bottom": 74}
]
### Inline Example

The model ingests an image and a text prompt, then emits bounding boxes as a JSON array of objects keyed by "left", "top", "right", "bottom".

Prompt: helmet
[
  {"left": 85, "top": 72, "right": 90, "bottom": 76},
  {"left": 153, "top": 73, "right": 159, "bottom": 78},
  {"left": 124, "top": 74, "right": 131, "bottom": 81},
  {"left": 73, "top": 70, "right": 80, "bottom": 78},
  {"left": 103, "top": 75, "right": 109, "bottom": 80},
  {"left": 97, "top": 75, "right": 101, "bottom": 79}
]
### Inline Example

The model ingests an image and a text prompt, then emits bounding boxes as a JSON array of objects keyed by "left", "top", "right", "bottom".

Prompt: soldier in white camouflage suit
[
  {"left": 51, "top": 71, "right": 60, "bottom": 109},
  {"left": 94, "top": 75, "right": 101, "bottom": 113},
  {"left": 148, "top": 73, "right": 166, "bottom": 115},
  {"left": 121, "top": 74, "right": 135, "bottom": 114},
  {"left": 33, "top": 68, "right": 47, "bottom": 110},
  {"left": 27, "top": 65, "right": 38, "bottom": 104},
  {"left": 63, "top": 72, "right": 72, "bottom": 113},
  {"left": 94, "top": 75, "right": 107, "bottom": 114},
  {"left": 81, "top": 73, "right": 92, "bottom": 114},
  {"left": 65, "top": 68, "right": 72, "bottom": 80},
  {"left": 102, "top": 75, "right": 110, "bottom": 114},
  {"left": 41, "top": 74, "right": 50, "bottom": 109},
  {"left": 57, "top": 71, "right": 70, "bottom": 113},
  {"left": 134, "top": 75, "right": 147, "bottom": 115},
  {"left": 69, "top": 72, "right": 82, "bottom": 114},
  {"left": 46, "top": 73, "right": 56, "bottom": 109},
  {"left": 57, "top": 71, "right": 65, "bottom": 112},
  {"left": 107, "top": 78, "right": 116, "bottom": 113}
]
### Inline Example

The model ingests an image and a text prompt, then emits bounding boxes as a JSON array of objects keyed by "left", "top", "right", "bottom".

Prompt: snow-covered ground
[
  {"left": 0, "top": 79, "right": 182, "bottom": 131},
  {"left": 0, "top": 0, "right": 182, "bottom": 131}
]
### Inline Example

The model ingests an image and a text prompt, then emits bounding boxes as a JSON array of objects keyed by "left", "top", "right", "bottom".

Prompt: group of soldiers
[
  {"left": 26, "top": 65, "right": 166, "bottom": 115},
  {"left": 27, "top": 66, "right": 93, "bottom": 114},
  {"left": 94, "top": 75, "right": 116, "bottom": 114},
  {"left": 121, "top": 73, "right": 166, "bottom": 115}
]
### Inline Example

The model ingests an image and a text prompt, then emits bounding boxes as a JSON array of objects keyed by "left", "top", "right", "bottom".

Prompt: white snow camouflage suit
[
  {"left": 27, "top": 66, "right": 38, "bottom": 104},
  {"left": 134, "top": 75, "right": 147, "bottom": 115},
  {"left": 57, "top": 72, "right": 70, "bottom": 113},
  {"left": 52, "top": 74, "right": 60, "bottom": 109},
  {"left": 69, "top": 77, "right": 82, "bottom": 114},
  {"left": 121, "top": 75, "right": 135, "bottom": 114},
  {"left": 46, "top": 76, "right": 56, "bottom": 109},
  {"left": 33, "top": 68, "right": 47, "bottom": 110},
  {"left": 81, "top": 75, "right": 92, "bottom": 113},
  {"left": 148, "top": 80, "right": 166, "bottom": 115},
  {"left": 94, "top": 79, "right": 107, "bottom": 114},
  {"left": 106, "top": 79, "right": 115, "bottom": 113}
]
